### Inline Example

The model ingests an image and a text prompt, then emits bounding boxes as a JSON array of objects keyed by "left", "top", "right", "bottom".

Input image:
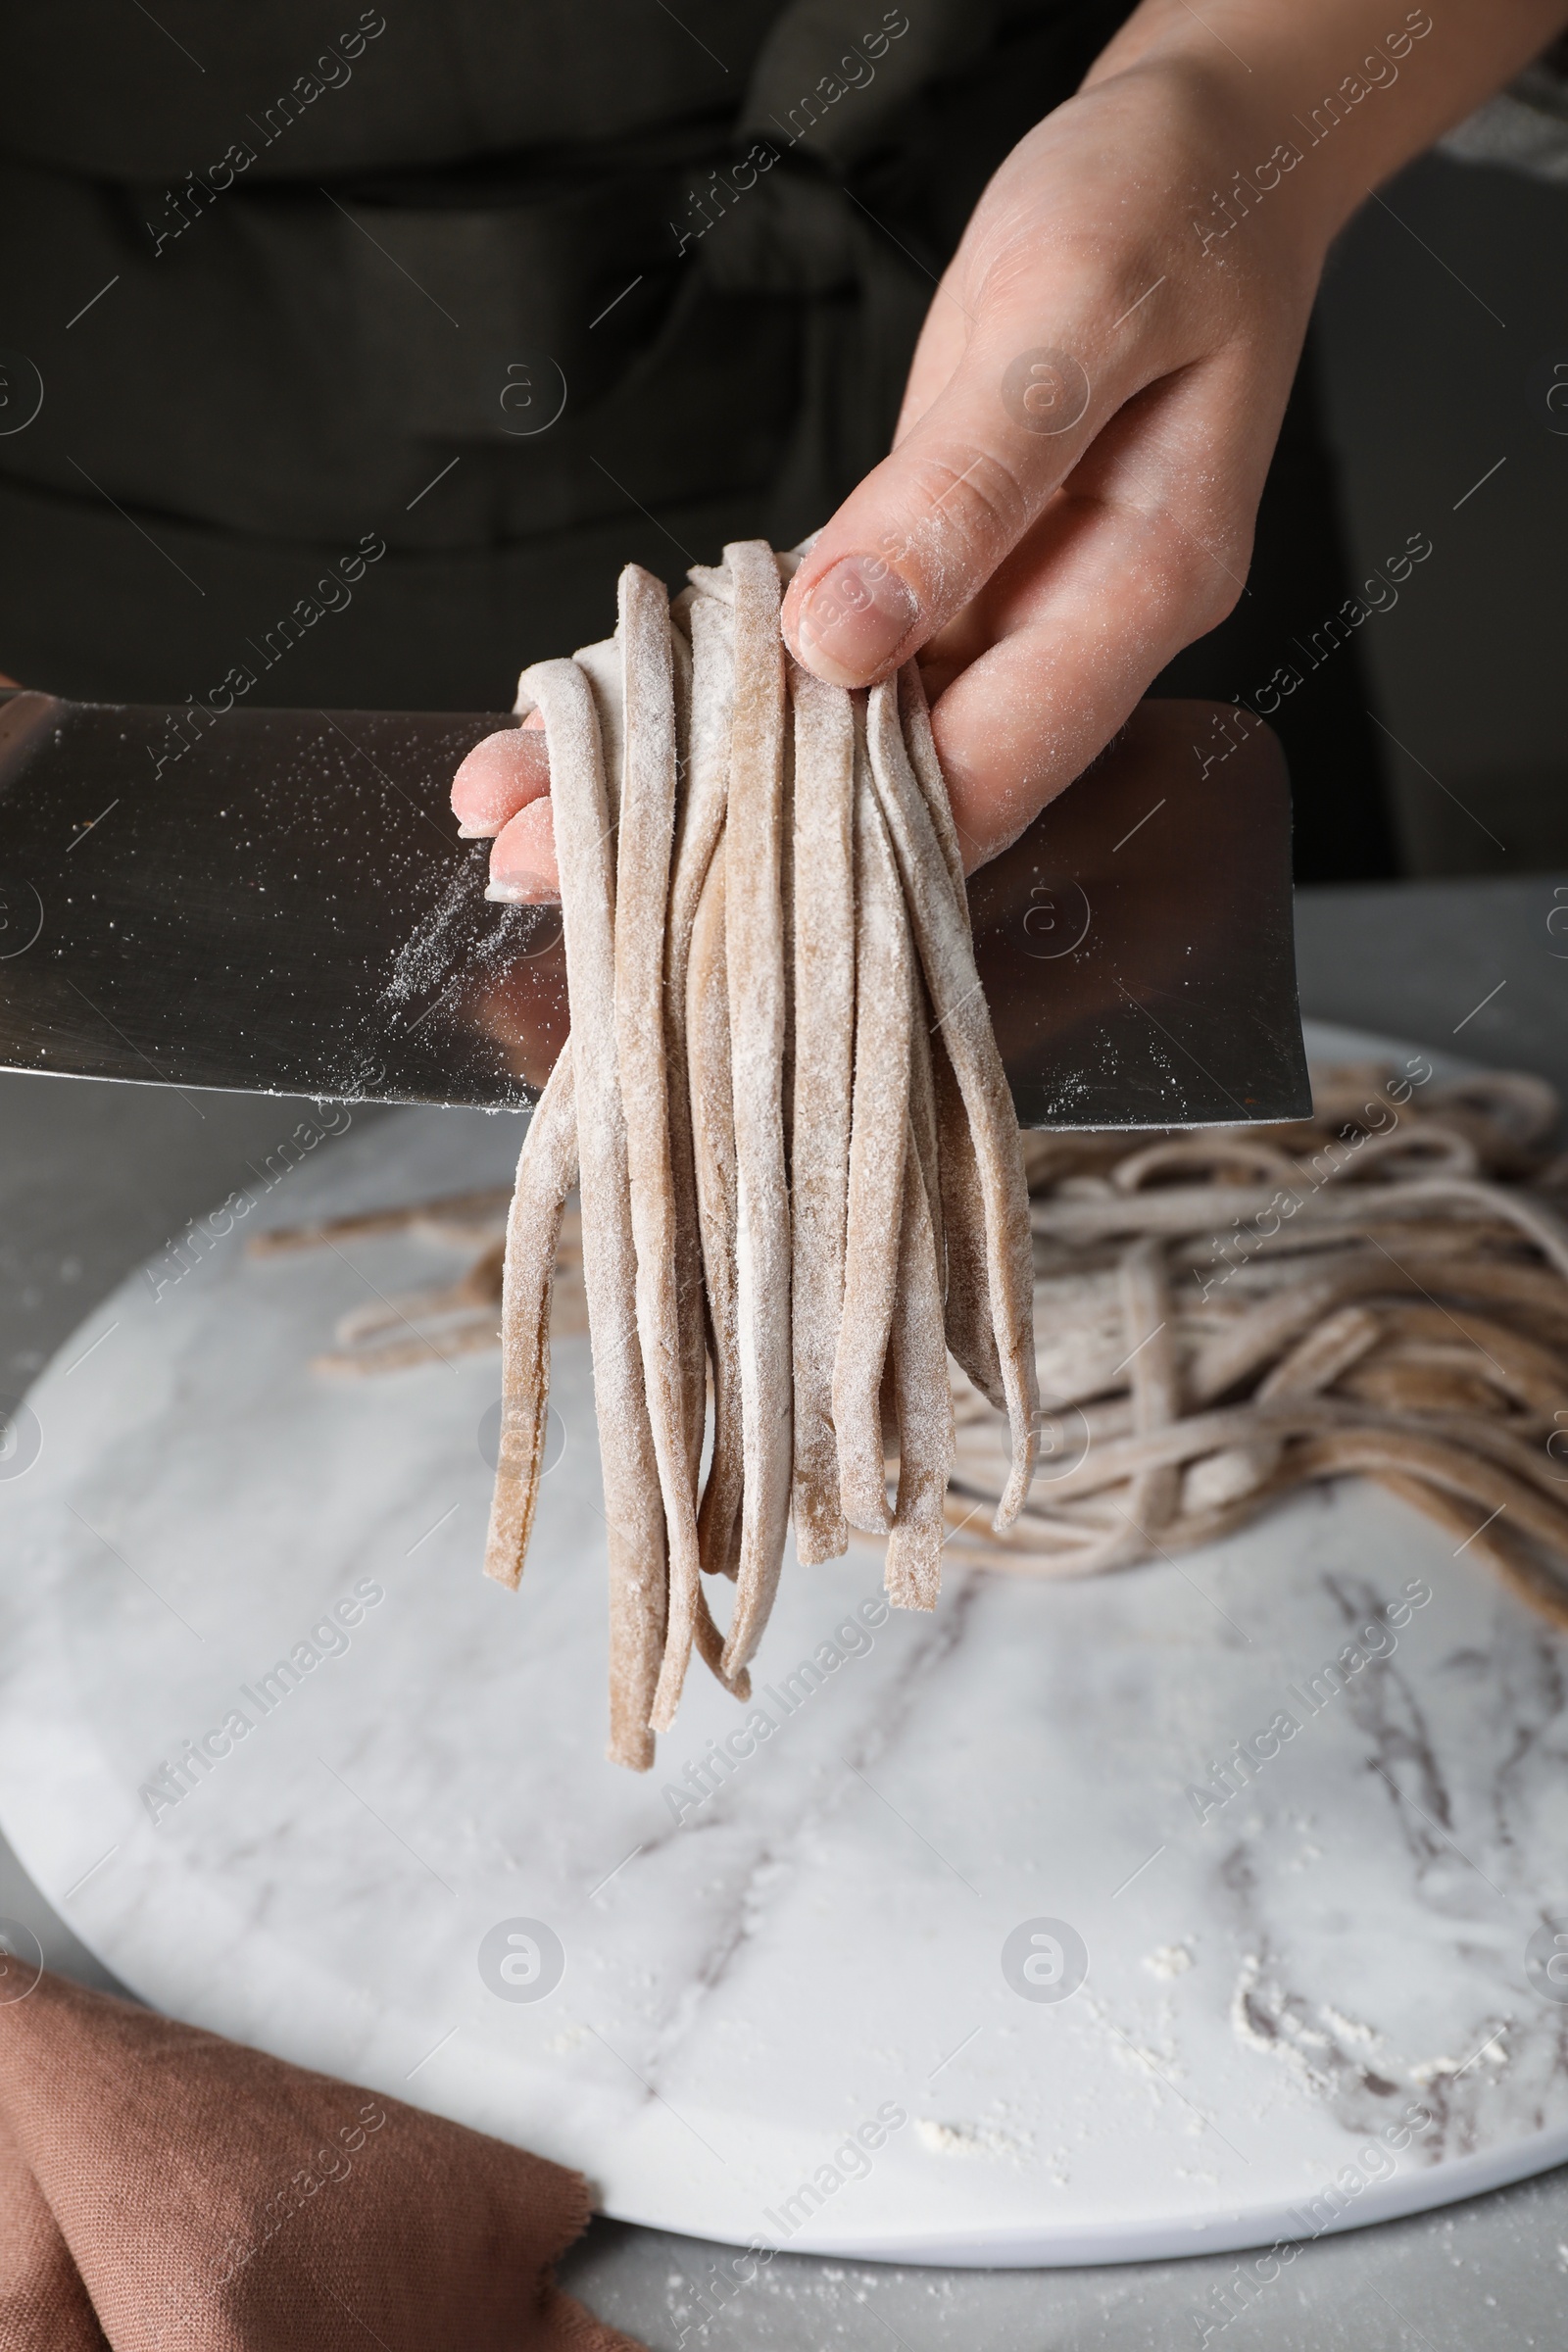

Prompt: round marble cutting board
[{"left": 3, "top": 1022, "right": 1568, "bottom": 2270}]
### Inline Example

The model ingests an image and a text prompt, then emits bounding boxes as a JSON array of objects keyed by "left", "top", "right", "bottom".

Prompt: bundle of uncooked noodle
[
  {"left": 483, "top": 543, "right": 1038, "bottom": 1767},
  {"left": 947, "top": 1065, "right": 1568, "bottom": 1628}
]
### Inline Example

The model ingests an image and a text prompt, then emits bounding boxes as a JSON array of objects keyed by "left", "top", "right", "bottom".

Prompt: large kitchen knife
[{"left": 0, "top": 688, "right": 1307, "bottom": 1126}]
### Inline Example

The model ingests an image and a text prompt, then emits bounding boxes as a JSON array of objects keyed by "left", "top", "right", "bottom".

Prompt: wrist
[
  {"left": 1066, "top": 48, "right": 1339, "bottom": 288},
  {"left": 1086, "top": 0, "right": 1568, "bottom": 254}
]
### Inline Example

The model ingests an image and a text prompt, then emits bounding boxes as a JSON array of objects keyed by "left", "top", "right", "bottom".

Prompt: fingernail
[
  {"left": 795, "top": 556, "right": 918, "bottom": 684},
  {"left": 485, "top": 878, "right": 560, "bottom": 906}
]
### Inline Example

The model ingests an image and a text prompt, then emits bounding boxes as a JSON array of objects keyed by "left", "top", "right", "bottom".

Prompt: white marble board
[{"left": 2, "top": 1022, "right": 1567, "bottom": 2268}]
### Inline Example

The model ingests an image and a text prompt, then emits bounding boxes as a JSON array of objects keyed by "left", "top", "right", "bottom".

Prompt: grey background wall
[{"left": 1315, "top": 148, "right": 1568, "bottom": 876}]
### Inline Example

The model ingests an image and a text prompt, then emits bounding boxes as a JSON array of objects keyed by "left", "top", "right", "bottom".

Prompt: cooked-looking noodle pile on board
[{"left": 948, "top": 1064, "right": 1568, "bottom": 1629}]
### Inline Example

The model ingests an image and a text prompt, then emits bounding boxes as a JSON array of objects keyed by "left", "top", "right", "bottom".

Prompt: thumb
[{"left": 782, "top": 328, "right": 1116, "bottom": 688}]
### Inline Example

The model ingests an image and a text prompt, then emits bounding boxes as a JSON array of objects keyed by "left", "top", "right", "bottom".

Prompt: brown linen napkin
[{"left": 0, "top": 1968, "right": 644, "bottom": 2352}]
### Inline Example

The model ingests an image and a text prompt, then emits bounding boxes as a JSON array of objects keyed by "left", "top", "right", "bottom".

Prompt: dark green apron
[
  {"left": 0, "top": 2, "right": 1123, "bottom": 695},
  {"left": 0, "top": 0, "right": 1392, "bottom": 875}
]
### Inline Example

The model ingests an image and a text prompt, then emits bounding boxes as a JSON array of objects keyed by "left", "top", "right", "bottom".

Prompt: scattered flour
[
  {"left": 1322, "top": 2005, "right": 1381, "bottom": 2048},
  {"left": 915, "top": 2118, "right": 1031, "bottom": 2164},
  {"left": 1411, "top": 2031, "right": 1509, "bottom": 2085},
  {"left": 383, "top": 850, "right": 558, "bottom": 1012}
]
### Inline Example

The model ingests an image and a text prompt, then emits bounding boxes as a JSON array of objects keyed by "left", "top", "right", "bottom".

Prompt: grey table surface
[{"left": 3, "top": 872, "right": 1566, "bottom": 2348}]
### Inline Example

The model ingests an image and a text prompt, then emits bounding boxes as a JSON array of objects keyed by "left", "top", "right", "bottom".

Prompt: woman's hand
[
  {"left": 783, "top": 0, "right": 1568, "bottom": 872},
  {"left": 455, "top": 0, "right": 1568, "bottom": 892},
  {"left": 782, "top": 52, "right": 1323, "bottom": 873}
]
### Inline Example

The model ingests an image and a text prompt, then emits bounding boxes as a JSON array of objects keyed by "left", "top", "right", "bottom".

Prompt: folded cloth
[{"left": 0, "top": 1968, "right": 642, "bottom": 2352}]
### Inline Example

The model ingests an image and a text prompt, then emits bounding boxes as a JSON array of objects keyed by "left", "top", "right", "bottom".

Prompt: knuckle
[
  {"left": 1176, "top": 519, "right": 1250, "bottom": 635},
  {"left": 1093, "top": 244, "right": 1176, "bottom": 342},
  {"left": 1122, "top": 484, "right": 1250, "bottom": 640},
  {"left": 901, "top": 445, "right": 1033, "bottom": 579},
  {"left": 1192, "top": 571, "right": 1243, "bottom": 635}
]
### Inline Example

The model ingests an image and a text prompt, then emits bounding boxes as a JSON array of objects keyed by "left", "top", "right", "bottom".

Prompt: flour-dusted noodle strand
[
  {"left": 788, "top": 659, "right": 856, "bottom": 1566},
  {"left": 612, "top": 567, "right": 713, "bottom": 1729},
  {"left": 667, "top": 597, "right": 752, "bottom": 1684},
  {"left": 686, "top": 838, "right": 747, "bottom": 1585},
  {"left": 834, "top": 736, "right": 913, "bottom": 1537},
  {"left": 906, "top": 961, "right": 944, "bottom": 1295},
  {"left": 719, "top": 542, "right": 795, "bottom": 1682},
  {"left": 933, "top": 1035, "right": 1005, "bottom": 1411},
  {"left": 884, "top": 1117, "right": 956, "bottom": 1611},
  {"left": 482, "top": 1047, "right": 578, "bottom": 1591},
  {"left": 666, "top": 590, "right": 735, "bottom": 1488},
  {"left": 897, "top": 661, "right": 968, "bottom": 911},
  {"left": 520, "top": 656, "right": 665, "bottom": 1771}
]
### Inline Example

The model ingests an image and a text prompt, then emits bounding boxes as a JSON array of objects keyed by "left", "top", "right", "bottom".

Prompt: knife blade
[{"left": 0, "top": 689, "right": 1307, "bottom": 1126}]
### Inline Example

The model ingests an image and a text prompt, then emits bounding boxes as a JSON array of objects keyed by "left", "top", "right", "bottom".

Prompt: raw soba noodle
[{"left": 481, "top": 544, "right": 1038, "bottom": 1766}]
